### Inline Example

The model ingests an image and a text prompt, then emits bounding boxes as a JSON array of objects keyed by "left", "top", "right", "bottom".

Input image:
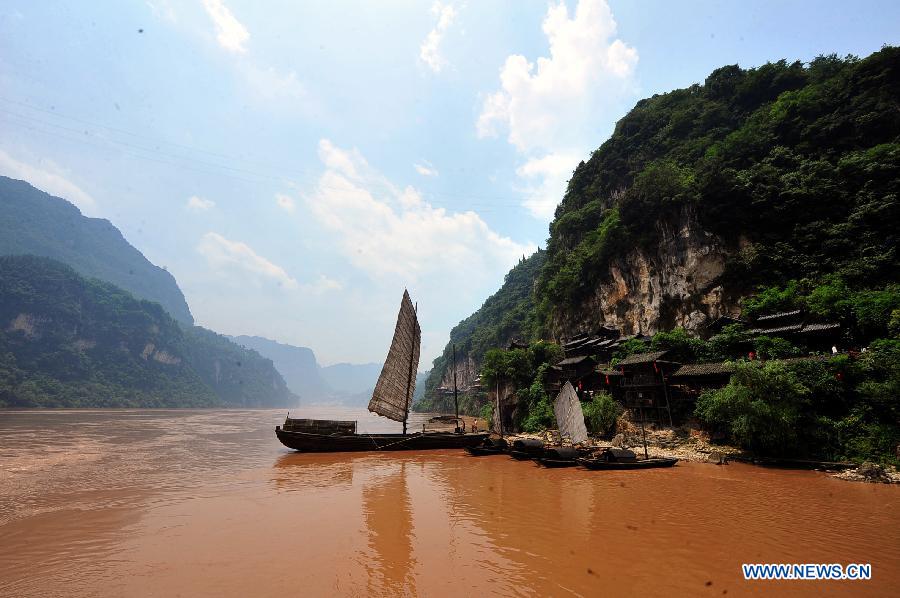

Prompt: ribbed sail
[
  {"left": 368, "top": 290, "right": 421, "bottom": 422},
  {"left": 553, "top": 381, "right": 588, "bottom": 444}
]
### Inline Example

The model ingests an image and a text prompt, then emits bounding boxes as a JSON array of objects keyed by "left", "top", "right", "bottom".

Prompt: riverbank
[{"left": 508, "top": 423, "right": 900, "bottom": 483}]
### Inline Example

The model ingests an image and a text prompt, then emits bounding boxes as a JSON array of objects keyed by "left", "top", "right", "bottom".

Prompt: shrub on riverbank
[
  {"left": 583, "top": 391, "right": 622, "bottom": 437},
  {"left": 696, "top": 348, "right": 900, "bottom": 463}
]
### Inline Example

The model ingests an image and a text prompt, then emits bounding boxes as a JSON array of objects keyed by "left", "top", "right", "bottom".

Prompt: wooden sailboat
[
  {"left": 536, "top": 381, "right": 588, "bottom": 467},
  {"left": 275, "top": 290, "right": 488, "bottom": 452}
]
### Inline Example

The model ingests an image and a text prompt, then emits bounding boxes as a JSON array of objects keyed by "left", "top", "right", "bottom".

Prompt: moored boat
[
  {"left": 275, "top": 290, "right": 488, "bottom": 452},
  {"left": 534, "top": 382, "right": 589, "bottom": 467},
  {"left": 577, "top": 456, "right": 679, "bottom": 470},
  {"left": 276, "top": 422, "right": 487, "bottom": 452},
  {"left": 577, "top": 447, "right": 678, "bottom": 470},
  {"left": 509, "top": 438, "right": 545, "bottom": 460},
  {"left": 537, "top": 446, "right": 581, "bottom": 467},
  {"left": 465, "top": 437, "right": 508, "bottom": 456}
]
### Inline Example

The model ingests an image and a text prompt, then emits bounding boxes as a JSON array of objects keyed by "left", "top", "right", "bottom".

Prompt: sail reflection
[{"left": 360, "top": 462, "right": 415, "bottom": 595}]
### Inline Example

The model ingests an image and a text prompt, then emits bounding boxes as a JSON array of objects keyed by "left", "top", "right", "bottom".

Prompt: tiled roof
[
  {"left": 799, "top": 322, "right": 841, "bottom": 333},
  {"left": 746, "top": 324, "right": 804, "bottom": 335},
  {"left": 617, "top": 350, "right": 668, "bottom": 366},
  {"left": 672, "top": 362, "right": 735, "bottom": 377},
  {"left": 557, "top": 355, "right": 593, "bottom": 366},
  {"left": 756, "top": 309, "right": 802, "bottom": 322}
]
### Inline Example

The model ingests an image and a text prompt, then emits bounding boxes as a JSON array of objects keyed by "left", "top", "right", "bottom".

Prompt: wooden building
[{"left": 617, "top": 350, "right": 679, "bottom": 426}]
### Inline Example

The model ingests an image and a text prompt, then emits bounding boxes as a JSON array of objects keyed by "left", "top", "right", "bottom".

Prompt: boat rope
[{"left": 370, "top": 433, "right": 424, "bottom": 451}]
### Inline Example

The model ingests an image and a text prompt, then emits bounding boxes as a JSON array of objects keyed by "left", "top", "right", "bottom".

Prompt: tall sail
[
  {"left": 368, "top": 290, "right": 421, "bottom": 423},
  {"left": 553, "top": 381, "right": 588, "bottom": 444}
]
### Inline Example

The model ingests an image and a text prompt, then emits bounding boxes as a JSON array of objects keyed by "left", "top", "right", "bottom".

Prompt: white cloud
[
  {"left": 515, "top": 153, "right": 580, "bottom": 219},
  {"left": 238, "top": 62, "right": 307, "bottom": 103},
  {"left": 0, "top": 149, "right": 98, "bottom": 215},
  {"left": 186, "top": 195, "right": 215, "bottom": 211},
  {"left": 304, "top": 274, "right": 342, "bottom": 294},
  {"left": 198, "top": 232, "right": 298, "bottom": 289},
  {"left": 419, "top": 2, "right": 458, "bottom": 73},
  {"left": 275, "top": 193, "right": 295, "bottom": 212},
  {"left": 146, "top": 0, "right": 176, "bottom": 22},
  {"left": 201, "top": 0, "right": 249, "bottom": 53},
  {"left": 476, "top": 0, "right": 637, "bottom": 218},
  {"left": 307, "top": 139, "right": 533, "bottom": 281},
  {"left": 413, "top": 160, "right": 439, "bottom": 177}
]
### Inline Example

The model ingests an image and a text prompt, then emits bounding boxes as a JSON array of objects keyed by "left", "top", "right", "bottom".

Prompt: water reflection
[
  {"left": 361, "top": 462, "right": 415, "bottom": 595},
  {"left": 271, "top": 453, "right": 355, "bottom": 490}
]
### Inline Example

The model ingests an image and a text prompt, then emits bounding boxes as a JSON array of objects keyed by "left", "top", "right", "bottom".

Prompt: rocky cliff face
[
  {"left": 548, "top": 207, "right": 739, "bottom": 339},
  {"left": 437, "top": 353, "right": 480, "bottom": 394}
]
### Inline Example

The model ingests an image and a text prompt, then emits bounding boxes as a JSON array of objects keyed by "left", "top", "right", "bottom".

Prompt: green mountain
[
  {"left": 416, "top": 250, "right": 545, "bottom": 413},
  {"left": 0, "top": 255, "right": 296, "bottom": 408},
  {"left": 536, "top": 48, "right": 899, "bottom": 335},
  {"left": 421, "top": 47, "right": 900, "bottom": 411},
  {"left": 0, "top": 176, "right": 194, "bottom": 324},
  {"left": 231, "top": 335, "right": 331, "bottom": 400}
]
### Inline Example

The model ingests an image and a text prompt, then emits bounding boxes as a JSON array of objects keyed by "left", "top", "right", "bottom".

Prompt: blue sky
[{"left": 1, "top": 0, "right": 897, "bottom": 366}]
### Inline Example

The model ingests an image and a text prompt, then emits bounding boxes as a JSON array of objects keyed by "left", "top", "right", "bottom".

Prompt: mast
[
  {"left": 638, "top": 404, "right": 649, "bottom": 459},
  {"left": 452, "top": 344, "right": 459, "bottom": 432},
  {"left": 496, "top": 378, "right": 503, "bottom": 437},
  {"left": 402, "top": 301, "right": 417, "bottom": 435}
]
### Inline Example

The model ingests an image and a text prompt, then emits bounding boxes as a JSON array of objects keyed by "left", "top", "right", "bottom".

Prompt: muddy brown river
[{"left": 1, "top": 409, "right": 897, "bottom": 597}]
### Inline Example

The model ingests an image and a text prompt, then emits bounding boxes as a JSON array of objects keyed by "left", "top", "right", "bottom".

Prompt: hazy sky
[{"left": 1, "top": 1, "right": 897, "bottom": 366}]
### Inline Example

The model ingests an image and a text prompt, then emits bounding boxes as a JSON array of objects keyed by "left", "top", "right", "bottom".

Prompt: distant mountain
[
  {"left": 231, "top": 335, "right": 330, "bottom": 400},
  {"left": 0, "top": 255, "right": 297, "bottom": 408},
  {"left": 319, "top": 362, "right": 383, "bottom": 396},
  {"left": 0, "top": 176, "right": 194, "bottom": 324},
  {"left": 231, "top": 336, "right": 432, "bottom": 407}
]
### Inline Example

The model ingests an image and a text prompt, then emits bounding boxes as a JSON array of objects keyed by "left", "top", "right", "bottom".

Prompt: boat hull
[
  {"left": 465, "top": 446, "right": 505, "bottom": 456},
  {"left": 577, "top": 457, "right": 679, "bottom": 470},
  {"left": 537, "top": 458, "right": 579, "bottom": 468},
  {"left": 276, "top": 427, "right": 489, "bottom": 453}
]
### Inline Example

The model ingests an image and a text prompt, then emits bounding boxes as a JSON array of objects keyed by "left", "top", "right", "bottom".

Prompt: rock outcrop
[{"left": 549, "top": 207, "right": 738, "bottom": 338}]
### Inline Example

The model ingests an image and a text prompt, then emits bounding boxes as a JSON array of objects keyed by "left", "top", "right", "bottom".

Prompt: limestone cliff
[{"left": 548, "top": 207, "right": 738, "bottom": 338}]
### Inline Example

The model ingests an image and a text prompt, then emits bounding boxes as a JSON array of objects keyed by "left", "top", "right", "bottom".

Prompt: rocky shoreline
[{"left": 507, "top": 423, "right": 900, "bottom": 484}]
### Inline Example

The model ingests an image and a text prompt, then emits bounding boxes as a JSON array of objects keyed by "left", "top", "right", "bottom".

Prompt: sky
[{"left": 1, "top": 1, "right": 898, "bottom": 367}]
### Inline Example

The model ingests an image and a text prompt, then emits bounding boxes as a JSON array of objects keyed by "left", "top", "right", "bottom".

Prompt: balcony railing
[{"left": 620, "top": 374, "right": 662, "bottom": 387}]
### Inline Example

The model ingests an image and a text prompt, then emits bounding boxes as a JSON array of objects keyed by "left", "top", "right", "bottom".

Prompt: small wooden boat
[
  {"left": 578, "top": 457, "right": 678, "bottom": 469},
  {"left": 465, "top": 437, "right": 508, "bottom": 456},
  {"left": 509, "top": 438, "right": 544, "bottom": 460},
  {"left": 536, "top": 445, "right": 581, "bottom": 467}
]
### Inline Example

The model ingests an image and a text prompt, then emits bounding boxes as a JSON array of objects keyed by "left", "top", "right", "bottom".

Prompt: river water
[{"left": 1, "top": 408, "right": 897, "bottom": 597}]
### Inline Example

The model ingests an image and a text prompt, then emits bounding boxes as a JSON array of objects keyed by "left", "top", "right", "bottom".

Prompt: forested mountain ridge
[
  {"left": 415, "top": 250, "right": 545, "bottom": 414},
  {"left": 0, "top": 255, "right": 296, "bottom": 408},
  {"left": 0, "top": 176, "right": 194, "bottom": 325},
  {"left": 231, "top": 335, "right": 331, "bottom": 399},
  {"left": 421, "top": 47, "right": 899, "bottom": 412},
  {"left": 537, "top": 47, "right": 899, "bottom": 336}
]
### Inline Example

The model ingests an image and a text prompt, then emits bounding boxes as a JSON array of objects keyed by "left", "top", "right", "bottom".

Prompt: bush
[
  {"left": 583, "top": 391, "right": 622, "bottom": 437},
  {"left": 753, "top": 335, "right": 802, "bottom": 359},
  {"left": 695, "top": 361, "right": 809, "bottom": 455}
]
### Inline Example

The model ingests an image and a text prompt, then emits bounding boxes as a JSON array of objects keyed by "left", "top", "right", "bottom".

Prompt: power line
[{"left": 0, "top": 95, "right": 546, "bottom": 210}]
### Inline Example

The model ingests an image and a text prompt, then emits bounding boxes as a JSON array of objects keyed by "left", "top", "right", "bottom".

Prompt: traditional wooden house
[
  {"left": 617, "top": 350, "right": 680, "bottom": 426},
  {"left": 745, "top": 310, "right": 843, "bottom": 352},
  {"left": 669, "top": 361, "right": 736, "bottom": 402}
]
